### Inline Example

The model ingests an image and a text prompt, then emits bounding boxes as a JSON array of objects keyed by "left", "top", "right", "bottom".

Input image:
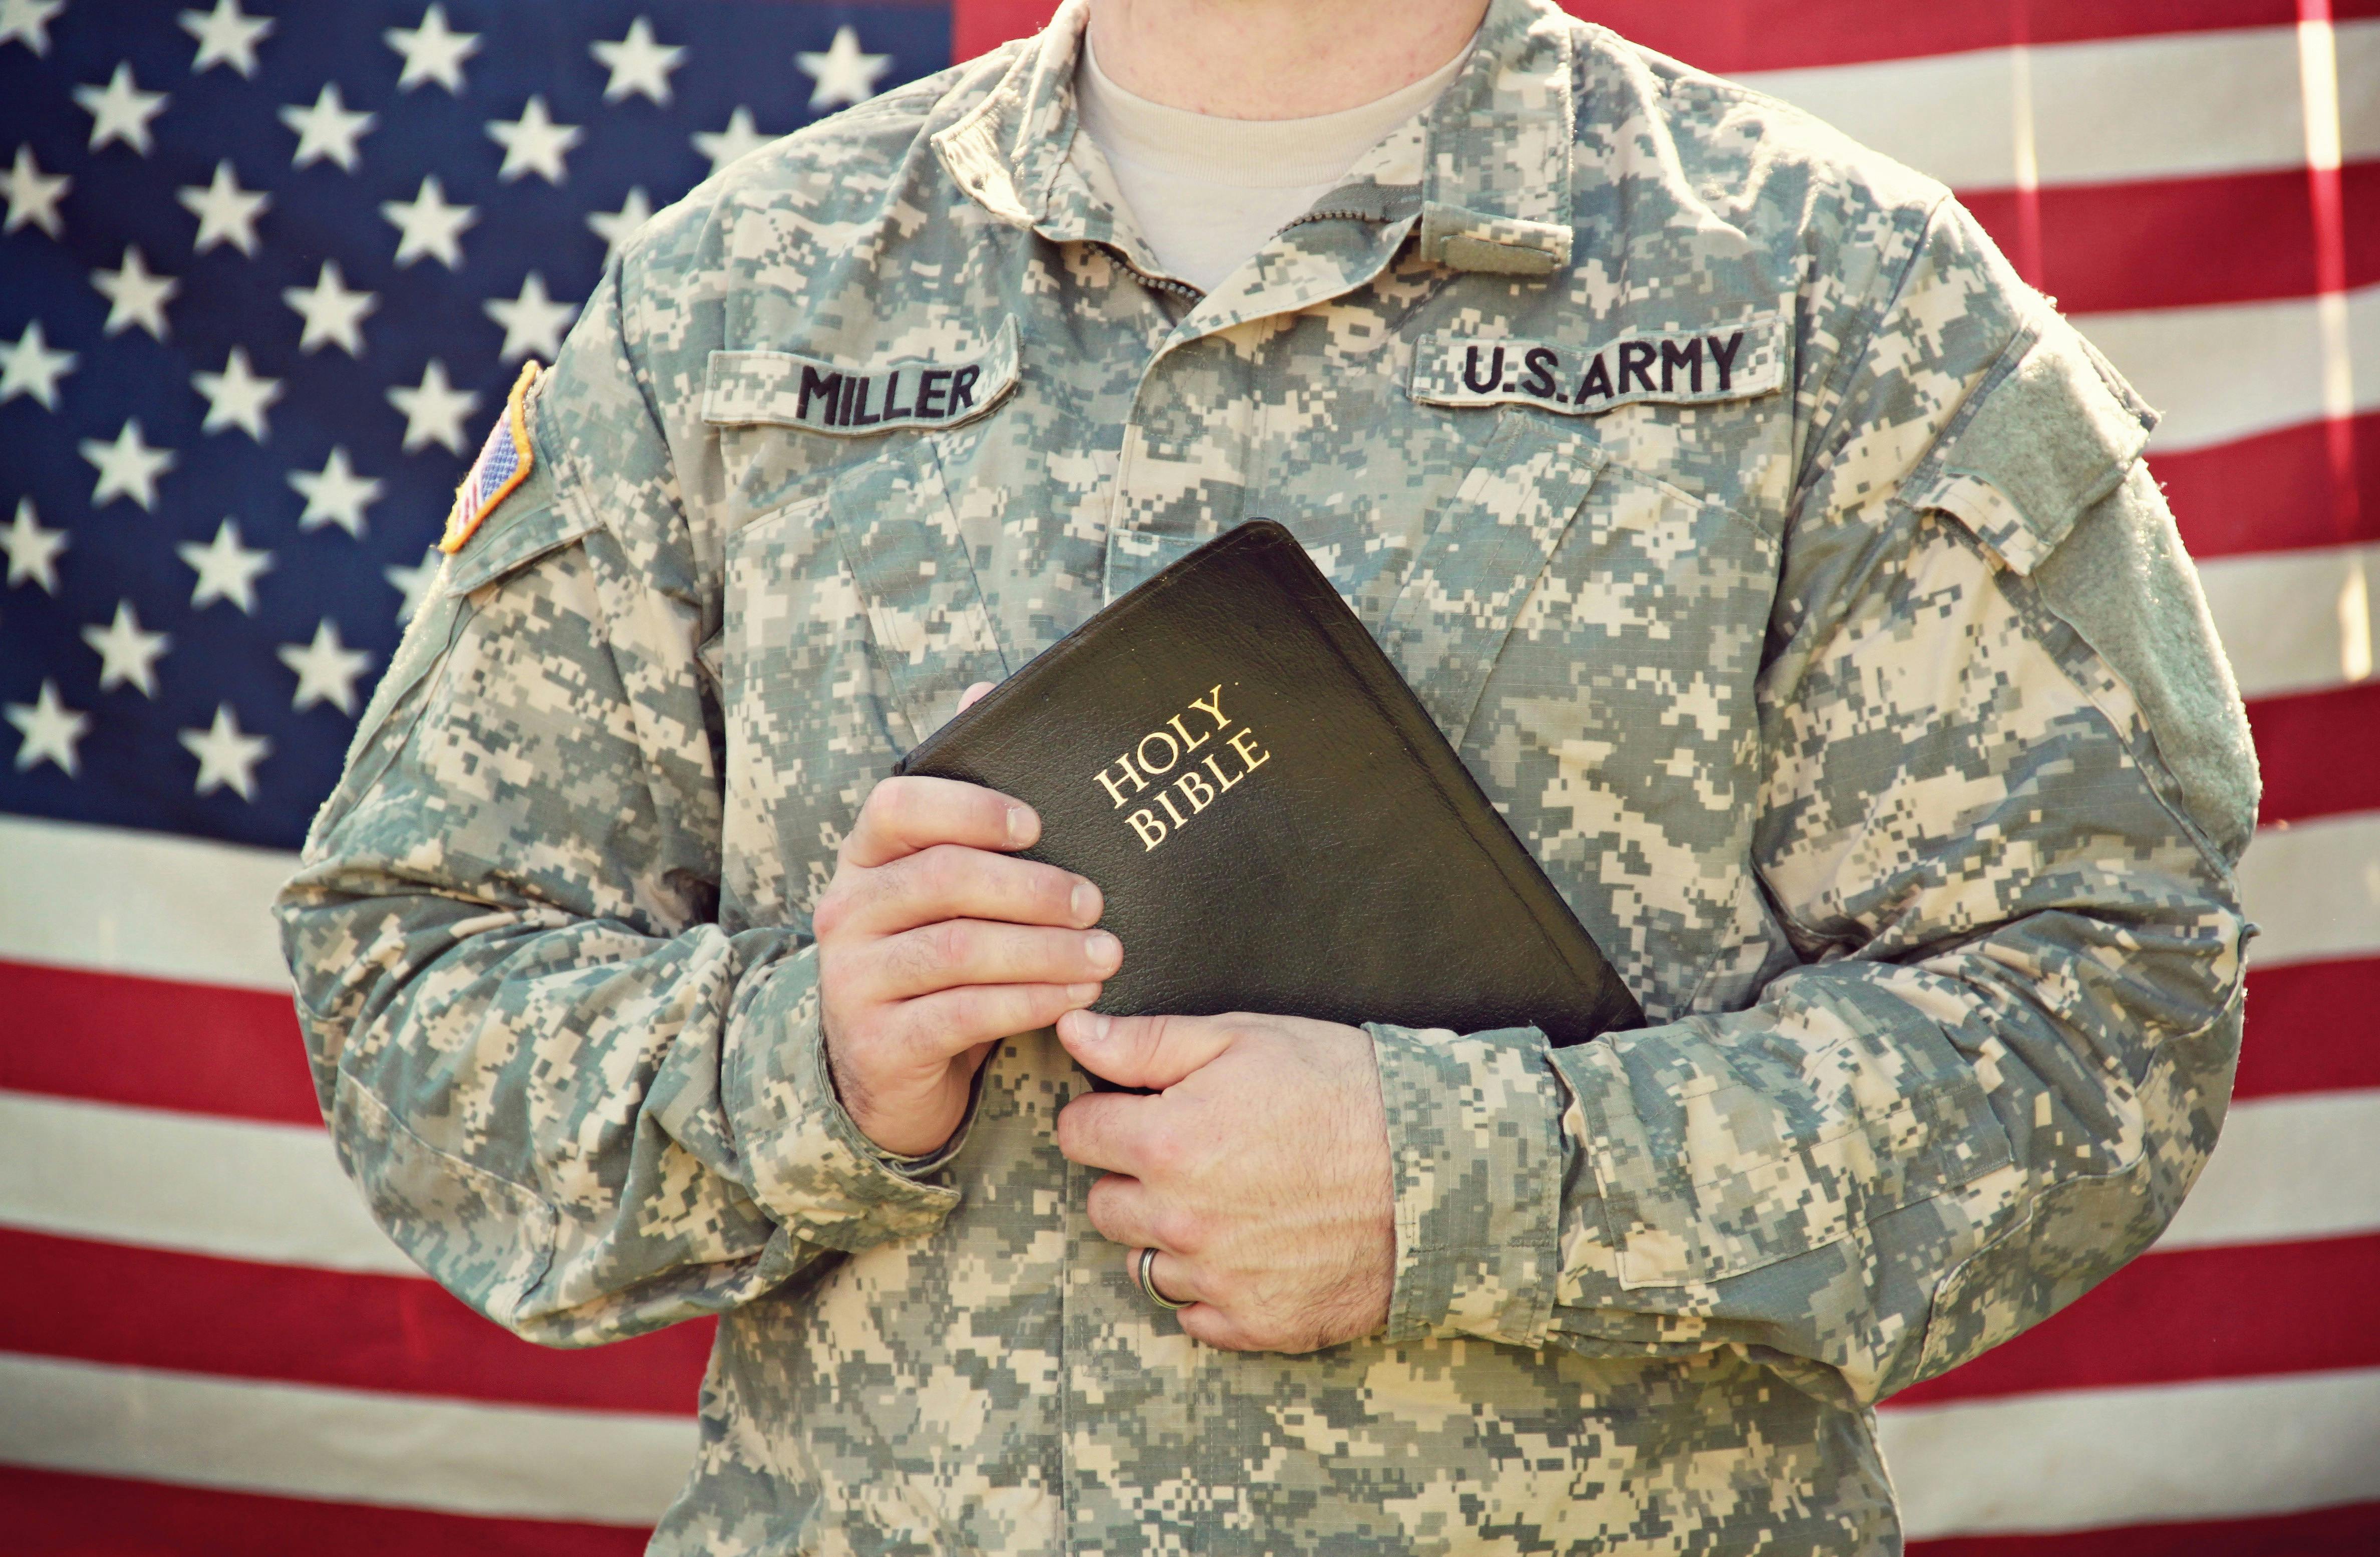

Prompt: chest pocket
[{"left": 1376, "top": 411, "right": 1607, "bottom": 741}]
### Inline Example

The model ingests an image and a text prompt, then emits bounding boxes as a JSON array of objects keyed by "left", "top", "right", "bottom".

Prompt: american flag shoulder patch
[{"left": 439, "top": 361, "right": 544, "bottom": 555}]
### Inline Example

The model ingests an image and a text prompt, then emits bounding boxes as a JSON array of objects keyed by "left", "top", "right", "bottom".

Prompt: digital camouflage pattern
[{"left": 275, "top": 0, "right": 2258, "bottom": 1549}]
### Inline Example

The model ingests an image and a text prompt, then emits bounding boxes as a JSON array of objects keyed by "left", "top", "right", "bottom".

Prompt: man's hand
[
  {"left": 1054, "top": 1010, "right": 1395, "bottom": 1353},
  {"left": 816, "top": 771, "right": 1120, "bottom": 1158}
]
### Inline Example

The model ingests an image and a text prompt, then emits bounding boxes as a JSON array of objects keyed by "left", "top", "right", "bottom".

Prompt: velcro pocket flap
[
  {"left": 440, "top": 453, "right": 599, "bottom": 597},
  {"left": 702, "top": 317, "right": 1019, "bottom": 436},
  {"left": 1905, "top": 321, "right": 2157, "bottom": 576}
]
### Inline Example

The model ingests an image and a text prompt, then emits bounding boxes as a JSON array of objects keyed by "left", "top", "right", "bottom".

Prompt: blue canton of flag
[{"left": 0, "top": 0, "right": 950, "bottom": 851}]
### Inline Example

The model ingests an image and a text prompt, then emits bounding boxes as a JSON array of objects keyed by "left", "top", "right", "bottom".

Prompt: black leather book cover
[{"left": 895, "top": 520, "right": 1644, "bottom": 1049}]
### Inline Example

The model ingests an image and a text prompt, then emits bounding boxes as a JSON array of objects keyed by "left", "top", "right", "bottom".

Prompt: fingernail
[
  {"left": 1066, "top": 982, "right": 1101, "bottom": 1003},
  {"left": 1077, "top": 1010, "right": 1113, "bottom": 1042},
  {"left": 1070, "top": 881, "right": 1101, "bottom": 924},
  {"left": 1086, "top": 931, "right": 1121, "bottom": 972},
  {"left": 1006, "top": 805, "right": 1036, "bottom": 847}
]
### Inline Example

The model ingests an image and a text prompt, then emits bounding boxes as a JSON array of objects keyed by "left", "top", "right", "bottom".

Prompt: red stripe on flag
[
  {"left": 0, "top": 960, "right": 319, "bottom": 1126},
  {"left": 1889, "top": 1232, "right": 2380, "bottom": 1406},
  {"left": 0, "top": 1465, "right": 653, "bottom": 1557},
  {"left": 0, "top": 1229, "right": 713, "bottom": 1415},
  {"left": 1964, "top": 163, "right": 2380, "bottom": 316},
  {"left": 954, "top": 1, "right": 2380, "bottom": 69},
  {"left": 2238, "top": 958, "right": 2380, "bottom": 1098},
  {"left": 2248, "top": 683, "right": 2380, "bottom": 827},
  {"left": 2153, "top": 410, "right": 2380, "bottom": 558},
  {"left": 1908, "top": 1497, "right": 2380, "bottom": 1557}
]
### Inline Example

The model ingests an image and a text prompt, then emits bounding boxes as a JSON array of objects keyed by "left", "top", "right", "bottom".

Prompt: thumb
[{"left": 1057, "top": 1010, "right": 1237, "bottom": 1090}]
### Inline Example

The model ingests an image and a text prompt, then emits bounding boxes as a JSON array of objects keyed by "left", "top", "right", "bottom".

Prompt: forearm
[{"left": 281, "top": 865, "right": 967, "bottom": 1345}]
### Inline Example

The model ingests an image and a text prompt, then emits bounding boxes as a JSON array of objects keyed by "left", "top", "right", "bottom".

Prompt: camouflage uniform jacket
[{"left": 276, "top": 0, "right": 2260, "bottom": 1550}]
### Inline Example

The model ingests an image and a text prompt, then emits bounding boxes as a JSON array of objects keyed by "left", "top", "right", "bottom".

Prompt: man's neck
[{"left": 1085, "top": 0, "right": 1490, "bottom": 120}]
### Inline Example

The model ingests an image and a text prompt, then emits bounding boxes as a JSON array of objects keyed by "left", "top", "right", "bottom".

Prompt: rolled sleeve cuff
[
  {"left": 1368, "top": 1021, "right": 1566, "bottom": 1348},
  {"left": 724, "top": 949, "right": 969, "bottom": 1252}
]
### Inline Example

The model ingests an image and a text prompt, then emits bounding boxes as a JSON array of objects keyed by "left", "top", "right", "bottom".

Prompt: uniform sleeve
[
  {"left": 1367, "top": 198, "right": 2259, "bottom": 1404},
  {"left": 273, "top": 254, "right": 968, "bottom": 1348}
]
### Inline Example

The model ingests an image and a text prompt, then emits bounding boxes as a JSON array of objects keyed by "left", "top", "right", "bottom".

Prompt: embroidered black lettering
[
  {"left": 848, "top": 374, "right": 882, "bottom": 427},
  {"left": 918, "top": 367, "right": 950, "bottom": 419},
  {"left": 1520, "top": 347, "right": 1561, "bottom": 398},
  {"left": 1659, "top": 337, "right": 1703, "bottom": 393},
  {"left": 1463, "top": 344, "right": 1507, "bottom": 395},
  {"left": 1617, "top": 341, "right": 1657, "bottom": 394},
  {"left": 1709, "top": 330, "right": 1747, "bottom": 391},
  {"left": 798, "top": 365, "right": 842, "bottom": 426},
  {"left": 950, "top": 364, "right": 981, "bottom": 412},
  {"left": 1574, "top": 353, "right": 1615, "bottom": 403},
  {"left": 881, "top": 368, "right": 916, "bottom": 420}
]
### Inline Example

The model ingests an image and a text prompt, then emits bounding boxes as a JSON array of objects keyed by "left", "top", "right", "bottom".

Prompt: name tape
[
  {"left": 702, "top": 317, "right": 1020, "bottom": 436},
  {"left": 1410, "top": 315, "right": 1784, "bottom": 415}
]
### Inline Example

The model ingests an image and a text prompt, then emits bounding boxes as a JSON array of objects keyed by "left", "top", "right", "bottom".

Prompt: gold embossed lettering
[
  {"left": 1186, "top": 686, "right": 1228, "bottom": 731},
  {"left": 1164, "top": 713, "right": 1212, "bottom": 754},
  {"left": 1128, "top": 809, "right": 1167, "bottom": 850},
  {"left": 1093, "top": 755, "right": 1146, "bottom": 808},
  {"left": 1175, "top": 769, "right": 1216, "bottom": 813},
  {"left": 1156, "top": 790, "right": 1188, "bottom": 827},
  {"left": 1202, "top": 751, "right": 1244, "bottom": 793},
  {"left": 1136, "top": 731, "right": 1181, "bottom": 775},
  {"left": 1226, "top": 728, "right": 1271, "bottom": 773}
]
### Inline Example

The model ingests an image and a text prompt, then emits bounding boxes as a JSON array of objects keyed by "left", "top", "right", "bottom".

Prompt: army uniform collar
[{"left": 932, "top": 0, "right": 1577, "bottom": 287}]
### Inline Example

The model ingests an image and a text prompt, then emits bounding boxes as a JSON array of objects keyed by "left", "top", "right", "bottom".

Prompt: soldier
[{"left": 276, "top": 0, "right": 2258, "bottom": 1549}]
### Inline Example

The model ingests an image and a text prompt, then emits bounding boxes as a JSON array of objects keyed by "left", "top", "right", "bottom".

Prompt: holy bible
[{"left": 895, "top": 520, "right": 1644, "bottom": 1048}]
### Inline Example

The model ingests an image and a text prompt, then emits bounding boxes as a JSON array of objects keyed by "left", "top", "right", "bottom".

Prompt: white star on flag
[
  {"left": 82, "top": 600, "right": 170, "bottom": 695},
  {"left": 381, "top": 173, "right": 476, "bottom": 269},
  {"left": 7, "top": 680, "right": 90, "bottom": 775},
  {"left": 0, "top": 319, "right": 75, "bottom": 408},
  {"left": 179, "top": 0, "right": 272, "bottom": 77},
  {"left": 283, "top": 260, "right": 377, "bottom": 355},
  {"left": 797, "top": 26, "right": 891, "bottom": 111},
  {"left": 385, "top": 4, "right": 478, "bottom": 94},
  {"left": 75, "top": 63, "right": 170, "bottom": 155},
  {"left": 179, "top": 704, "right": 269, "bottom": 798},
  {"left": 384, "top": 547, "right": 443, "bottom": 623},
  {"left": 388, "top": 358, "right": 478, "bottom": 453},
  {"left": 593, "top": 17, "right": 686, "bottom": 106},
  {"left": 280, "top": 83, "right": 375, "bottom": 171},
  {"left": 278, "top": 619, "right": 375, "bottom": 714},
  {"left": 4, "top": 144, "right": 70, "bottom": 236},
  {"left": 288, "top": 447, "right": 383, "bottom": 536},
  {"left": 178, "top": 517, "right": 274, "bottom": 613},
  {"left": 192, "top": 346, "right": 281, "bottom": 440},
  {"left": 81, "top": 420, "right": 175, "bottom": 510},
  {"left": 485, "top": 272, "right": 575, "bottom": 361},
  {"left": 4, "top": 497, "right": 66, "bottom": 592},
  {"left": 92, "top": 245, "right": 178, "bottom": 339},
  {"left": 694, "top": 106, "right": 773, "bottom": 176},
  {"left": 178, "top": 159, "right": 269, "bottom": 255},
  {"left": 487, "top": 95, "right": 583, "bottom": 184},
  {"left": 587, "top": 185, "right": 654, "bottom": 264},
  {"left": 0, "top": 0, "right": 65, "bottom": 56}
]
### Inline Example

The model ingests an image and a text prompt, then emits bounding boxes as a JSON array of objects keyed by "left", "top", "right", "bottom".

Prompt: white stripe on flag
[
  {"left": 0, "top": 1351, "right": 693, "bottom": 1525},
  {"left": 2078, "top": 284, "right": 2380, "bottom": 456},
  {"left": 1738, "top": 20, "right": 2380, "bottom": 192},
  {"left": 2197, "top": 543, "right": 2380, "bottom": 702},
  {"left": 0, "top": 813, "right": 295, "bottom": 991},
  {"left": 2156, "top": 1088, "right": 2380, "bottom": 1250},
  {"left": 0, "top": 1090, "right": 416, "bottom": 1276},
  {"left": 6, "top": 1079, "right": 2370, "bottom": 1282},
  {"left": 1881, "top": 1367, "right": 2380, "bottom": 1538},
  {"left": 2236, "top": 810, "right": 2380, "bottom": 969}
]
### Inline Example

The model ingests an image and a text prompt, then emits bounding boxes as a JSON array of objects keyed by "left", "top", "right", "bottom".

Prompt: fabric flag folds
[{"left": 1, "top": 1, "right": 2374, "bottom": 1552}]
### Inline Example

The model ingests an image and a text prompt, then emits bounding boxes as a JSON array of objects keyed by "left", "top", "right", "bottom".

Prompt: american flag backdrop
[{"left": 0, "top": 0, "right": 2374, "bottom": 1550}]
